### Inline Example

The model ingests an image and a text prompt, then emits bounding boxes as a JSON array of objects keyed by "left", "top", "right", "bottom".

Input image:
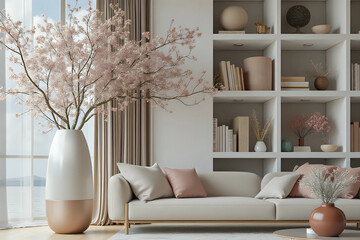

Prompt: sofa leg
[
  {"left": 357, "top": 223, "right": 360, "bottom": 230},
  {"left": 124, "top": 203, "right": 129, "bottom": 234}
]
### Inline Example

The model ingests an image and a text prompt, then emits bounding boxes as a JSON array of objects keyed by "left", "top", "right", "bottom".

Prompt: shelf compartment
[
  {"left": 350, "top": 158, "right": 360, "bottom": 168},
  {"left": 281, "top": 97, "right": 346, "bottom": 152},
  {"left": 281, "top": 0, "right": 347, "bottom": 34},
  {"left": 281, "top": 152, "right": 346, "bottom": 158},
  {"left": 213, "top": 40, "right": 278, "bottom": 90},
  {"left": 213, "top": 0, "right": 278, "bottom": 34},
  {"left": 213, "top": 37, "right": 276, "bottom": 51},
  {"left": 214, "top": 97, "right": 278, "bottom": 152},
  {"left": 281, "top": 91, "right": 345, "bottom": 103},
  {"left": 213, "top": 158, "right": 278, "bottom": 177},
  {"left": 281, "top": 158, "right": 346, "bottom": 171},
  {"left": 281, "top": 40, "right": 347, "bottom": 91},
  {"left": 213, "top": 152, "right": 277, "bottom": 158},
  {"left": 213, "top": 91, "right": 277, "bottom": 103},
  {"left": 351, "top": 0, "right": 360, "bottom": 34}
]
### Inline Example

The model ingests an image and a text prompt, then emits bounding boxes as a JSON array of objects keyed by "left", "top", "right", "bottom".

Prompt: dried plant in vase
[
  {"left": 251, "top": 111, "right": 273, "bottom": 152},
  {"left": 300, "top": 167, "right": 357, "bottom": 237},
  {"left": 310, "top": 60, "right": 333, "bottom": 90},
  {"left": 289, "top": 112, "right": 330, "bottom": 147}
]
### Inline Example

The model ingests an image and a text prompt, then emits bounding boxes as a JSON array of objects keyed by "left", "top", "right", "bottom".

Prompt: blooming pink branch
[
  {"left": 289, "top": 112, "right": 331, "bottom": 139},
  {"left": 0, "top": 1, "right": 214, "bottom": 130}
]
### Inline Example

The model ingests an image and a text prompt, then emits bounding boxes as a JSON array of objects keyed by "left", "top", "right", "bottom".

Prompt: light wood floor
[{"left": 0, "top": 225, "right": 124, "bottom": 240}]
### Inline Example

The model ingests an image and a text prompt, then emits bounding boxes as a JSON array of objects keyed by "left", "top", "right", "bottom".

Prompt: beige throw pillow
[
  {"left": 255, "top": 173, "right": 301, "bottom": 199},
  {"left": 117, "top": 163, "right": 174, "bottom": 201}
]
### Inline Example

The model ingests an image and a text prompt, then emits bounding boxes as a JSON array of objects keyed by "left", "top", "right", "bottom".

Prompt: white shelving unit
[{"left": 212, "top": 0, "right": 360, "bottom": 176}]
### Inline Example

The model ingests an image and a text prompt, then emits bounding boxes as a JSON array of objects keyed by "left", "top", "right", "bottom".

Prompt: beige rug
[{"left": 109, "top": 223, "right": 306, "bottom": 240}]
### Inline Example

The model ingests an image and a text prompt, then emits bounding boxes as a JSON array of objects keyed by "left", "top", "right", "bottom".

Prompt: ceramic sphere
[
  {"left": 314, "top": 76, "right": 328, "bottom": 90},
  {"left": 286, "top": 5, "right": 311, "bottom": 28},
  {"left": 220, "top": 6, "right": 248, "bottom": 31}
]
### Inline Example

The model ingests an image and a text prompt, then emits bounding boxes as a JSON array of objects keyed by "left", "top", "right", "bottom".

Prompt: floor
[{"left": 0, "top": 225, "right": 123, "bottom": 240}]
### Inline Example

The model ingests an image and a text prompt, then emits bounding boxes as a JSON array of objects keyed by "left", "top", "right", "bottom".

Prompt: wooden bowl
[
  {"left": 321, "top": 144, "right": 338, "bottom": 152},
  {"left": 312, "top": 24, "right": 332, "bottom": 34}
]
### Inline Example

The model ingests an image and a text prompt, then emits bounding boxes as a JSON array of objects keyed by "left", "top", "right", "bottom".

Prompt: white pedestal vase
[
  {"left": 46, "top": 130, "right": 93, "bottom": 234},
  {"left": 254, "top": 141, "right": 267, "bottom": 152}
]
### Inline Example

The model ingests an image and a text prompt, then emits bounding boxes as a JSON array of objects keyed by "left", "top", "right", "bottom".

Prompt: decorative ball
[
  {"left": 220, "top": 6, "right": 248, "bottom": 31},
  {"left": 281, "top": 139, "right": 293, "bottom": 152},
  {"left": 286, "top": 5, "right": 311, "bottom": 28}
]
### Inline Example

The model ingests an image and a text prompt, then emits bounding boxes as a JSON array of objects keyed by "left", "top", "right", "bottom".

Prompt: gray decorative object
[{"left": 286, "top": 5, "right": 311, "bottom": 33}]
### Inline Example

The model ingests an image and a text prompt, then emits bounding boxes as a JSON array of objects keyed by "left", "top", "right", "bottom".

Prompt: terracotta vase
[
  {"left": 309, "top": 203, "right": 346, "bottom": 237},
  {"left": 298, "top": 138, "right": 304, "bottom": 146},
  {"left": 314, "top": 76, "right": 328, "bottom": 90}
]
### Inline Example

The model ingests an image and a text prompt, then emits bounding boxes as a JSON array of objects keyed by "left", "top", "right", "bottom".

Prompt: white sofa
[{"left": 108, "top": 171, "right": 360, "bottom": 234}]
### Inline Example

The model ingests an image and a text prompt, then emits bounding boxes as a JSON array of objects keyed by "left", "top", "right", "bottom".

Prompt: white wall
[{"left": 151, "top": 0, "right": 213, "bottom": 172}]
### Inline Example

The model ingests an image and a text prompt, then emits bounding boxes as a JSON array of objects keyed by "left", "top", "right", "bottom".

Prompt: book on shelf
[
  {"left": 218, "top": 61, "right": 229, "bottom": 90},
  {"left": 354, "top": 122, "right": 359, "bottom": 152},
  {"left": 281, "top": 76, "right": 306, "bottom": 82},
  {"left": 216, "top": 60, "right": 245, "bottom": 91},
  {"left": 281, "top": 87, "right": 309, "bottom": 91},
  {"left": 351, "top": 123, "right": 354, "bottom": 152},
  {"left": 218, "top": 30, "right": 245, "bottom": 34},
  {"left": 281, "top": 82, "right": 309, "bottom": 87},
  {"left": 351, "top": 63, "right": 360, "bottom": 91},
  {"left": 233, "top": 134, "right": 237, "bottom": 152},
  {"left": 232, "top": 116, "right": 249, "bottom": 152},
  {"left": 227, "top": 129, "right": 234, "bottom": 152},
  {"left": 213, "top": 118, "right": 218, "bottom": 152}
]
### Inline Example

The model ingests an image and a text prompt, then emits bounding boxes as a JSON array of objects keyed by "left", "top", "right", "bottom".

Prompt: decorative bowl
[
  {"left": 320, "top": 144, "right": 338, "bottom": 152},
  {"left": 312, "top": 24, "right": 332, "bottom": 34}
]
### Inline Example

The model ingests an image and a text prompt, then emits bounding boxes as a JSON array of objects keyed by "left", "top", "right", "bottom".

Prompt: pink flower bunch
[
  {"left": 305, "top": 112, "right": 331, "bottom": 133},
  {"left": 289, "top": 112, "right": 331, "bottom": 138},
  {"left": 0, "top": 1, "right": 214, "bottom": 130}
]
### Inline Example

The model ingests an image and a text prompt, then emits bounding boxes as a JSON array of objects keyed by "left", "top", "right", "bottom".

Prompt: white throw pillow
[
  {"left": 117, "top": 163, "right": 174, "bottom": 201},
  {"left": 255, "top": 173, "right": 301, "bottom": 199}
]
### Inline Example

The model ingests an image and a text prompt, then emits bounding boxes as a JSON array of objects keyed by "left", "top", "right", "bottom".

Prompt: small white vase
[
  {"left": 46, "top": 130, "right": 93, "bottom": 234},
  {"left": 254, "top": 141, "right": 267, "bottom": 152}
]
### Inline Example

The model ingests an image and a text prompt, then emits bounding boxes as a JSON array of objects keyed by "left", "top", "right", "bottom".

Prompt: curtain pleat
[{"left": 92, "top": 0, "right": 151, "bottom": 225}]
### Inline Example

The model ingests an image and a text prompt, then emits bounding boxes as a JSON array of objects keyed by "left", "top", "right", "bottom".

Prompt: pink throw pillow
[
  {"left": 289, "top": 163, "right": 337, "bottom": 198},
  {"left": 338, "top": 167, "right": 360, "bottom": 199},
  {"left": 164, "top": 168, "right": 207, "bottom": 198}
]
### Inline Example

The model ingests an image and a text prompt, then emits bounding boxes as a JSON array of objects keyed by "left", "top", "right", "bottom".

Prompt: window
[{"left": 3, "top": 0, "right": 95, "bottom": 226}]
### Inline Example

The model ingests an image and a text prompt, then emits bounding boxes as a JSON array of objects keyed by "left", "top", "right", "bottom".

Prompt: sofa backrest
[
  {"left": 261, "top": 172, "right": 292, "bottom": 189},
  {"left": 197, "top": 172, "right": 261, "bottom": 197}
]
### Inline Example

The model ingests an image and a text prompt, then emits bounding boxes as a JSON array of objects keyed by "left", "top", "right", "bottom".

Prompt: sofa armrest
[{"left": 108, "top": 173, "right": 133, "bottom": 221}]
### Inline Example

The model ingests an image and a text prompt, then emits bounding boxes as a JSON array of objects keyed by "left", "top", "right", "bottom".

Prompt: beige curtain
[{"left": 92, "top": 0, "right": 151, "bottom": 226}]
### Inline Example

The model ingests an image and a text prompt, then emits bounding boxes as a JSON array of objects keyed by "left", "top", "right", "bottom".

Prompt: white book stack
[
  {"left": 213, "top": 118, "right": 235, "bottom": 152},
  {"left": 351, "top": 63, "right": 360, "bottom": 91},
  {"left": 281, "top": 76, "right": 309, "bottom": 91}
]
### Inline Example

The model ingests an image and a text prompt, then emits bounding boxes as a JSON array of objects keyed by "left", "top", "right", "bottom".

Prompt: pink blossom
[
  {"left": 0, "top": 1, "right": 214, "bottom": 130},
  {"left": 289, "top": 112, "right": 331, "bottom": 139}
]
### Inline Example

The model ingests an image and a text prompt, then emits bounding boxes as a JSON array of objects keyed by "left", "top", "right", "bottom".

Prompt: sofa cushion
[
  {"left": 255, "top": 173, "right": 301, "bottom": 199},
  {"left": 198, "top": 172, "right": 261, "bottom": 197},
  {"left": 128, "top": 196, "right": 275, "bottom": 220},
  {"left": 261, "top": 172, "right": 292, "bottom": 189},
  {"left": 338, "top": 167, "right": 360, "bottom": 199},
  {"left": 164, "top": 168, "right": 207, "bottom": 198},
  {"left": 117, "top": 163, "right": 174, "bottom": 201},
  {"left": 267, "top": 198, "right": 360, "bottom": 221},
  {"left": 289, "top": 163, "right": 337, "bottom": 198}
]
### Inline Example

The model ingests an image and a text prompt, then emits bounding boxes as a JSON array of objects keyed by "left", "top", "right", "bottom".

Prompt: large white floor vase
[{"left": 46, "top": 130, "right": 93, "bottom": 234}]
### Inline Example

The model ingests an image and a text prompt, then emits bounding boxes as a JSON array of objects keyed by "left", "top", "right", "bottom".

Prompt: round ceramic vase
[
  {"left": 254, "top": 141, "right": 267, "bottom": 152},
  {"left": 46, "top": 130, "right": 93, "bottom": 234},
  {"left": 309, "top": 203, "right": 346, "bottom": 237},
  {"left": 220, "top": 6, "right": 248, "bottom": 31},
  {"left": 281, "top": 140, "right": 292, "bottom": 152}
]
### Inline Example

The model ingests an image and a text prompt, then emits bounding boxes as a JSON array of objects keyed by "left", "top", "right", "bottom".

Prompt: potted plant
[
  {"left": 300, "top": 168, "right": 357, "bottom": 237},
  {"left": 310, "top": 61, "right": 333, "bottom": 90},
  {"left": 251, "top": 111, "right": 273, "bottom": 152},
  {"left": 0, "top": 2, "right": 213, "bottom": 233},
  {"left": 289, "top": 112, "right": 330, "bottom": 147}
]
